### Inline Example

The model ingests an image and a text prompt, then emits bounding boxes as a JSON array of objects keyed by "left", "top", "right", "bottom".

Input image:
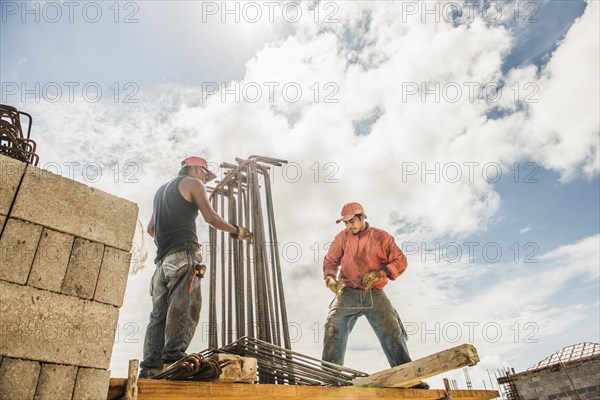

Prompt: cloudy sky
[{"left": 2, "top": 0, "right": 599, "bottom": 391}]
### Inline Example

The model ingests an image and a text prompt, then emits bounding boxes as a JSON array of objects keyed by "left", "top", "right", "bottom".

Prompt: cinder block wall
[
  {"left": 0, "top": 154, "right": 138, "bottom": 400},
  {"left": 513, "top": 356, "right": 600, "bottom": 400}
]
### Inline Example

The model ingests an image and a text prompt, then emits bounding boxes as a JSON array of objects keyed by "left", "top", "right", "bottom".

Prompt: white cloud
[
  {"left": 513, "top": 0, "right": 600, "bottom": 180},
  {"left": 519, "top": 225, "right": 532, "bottom": 234}
]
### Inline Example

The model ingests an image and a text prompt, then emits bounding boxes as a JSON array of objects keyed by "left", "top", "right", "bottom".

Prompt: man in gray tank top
[{"left": 139, "top": 156, "right": 251, "bottom": 379}]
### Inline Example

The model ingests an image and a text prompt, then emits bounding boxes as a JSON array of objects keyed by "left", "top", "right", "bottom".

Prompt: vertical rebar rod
[
  {"left": 220, "top": 191, "right": 226, "bottom": 346},
  {"left": 208, "top": 195, "right": 218, "bottom": 348}
]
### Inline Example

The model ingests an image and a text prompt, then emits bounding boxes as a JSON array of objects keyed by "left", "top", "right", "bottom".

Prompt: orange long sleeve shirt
[{"left": 323, "top": 224, "right": 408, "bottom": 290}]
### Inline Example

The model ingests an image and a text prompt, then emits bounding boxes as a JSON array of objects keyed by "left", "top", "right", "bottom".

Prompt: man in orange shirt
[{"left": 322, "top": 202, "right": 411, "bottom": 368}]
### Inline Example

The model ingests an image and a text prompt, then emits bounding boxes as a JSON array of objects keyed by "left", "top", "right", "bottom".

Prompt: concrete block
[
  {"left": 11, "top": 164, "right": 138, "bottom": 251},
  {"left": 28, "top": 229, "right": 74, "bottom": 292},
  {"left": 0, "top": 357, "right": 40, "bottom": 400},
  {"left": 34, "top": 363, "right": 77, "bottom": 400},
  {"left": 0, "top": 281, "right": 119, "bottom": 369},
  {"left": 72, "top": 367, "right": 109, "bottom": 400},
  {"left": 210, "top": 354, "right": 257, "bottom": 383},
  {"left": 94, "top": 246, "right": 131, "bottom": 307},
  {"left": 584, "top": 391, "right": 600, "bottom": 400},
  {"left": 0, "top": 154, "right": 26, "bottom": 216},
  {"left": 0, "top": 218, "right": 43, "bottom": 284},
  {"left": 572, "top": 378, "right": 586, "bottom": 386},
  {"left": 61, "top": 238, "right": 104, "bottom": 300}
]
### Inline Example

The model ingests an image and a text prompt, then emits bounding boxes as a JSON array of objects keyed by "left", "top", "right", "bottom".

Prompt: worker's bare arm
[
  {"left": 147, "top": 216, "right": 155, "bottom": 238},
  {"left": 181, "top": 177, "right": 237, "bottom": 234}
]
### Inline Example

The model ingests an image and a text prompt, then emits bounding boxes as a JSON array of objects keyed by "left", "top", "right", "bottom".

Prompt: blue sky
[{"left": 2, "top": 0, "right": 598, "bottom": 391}]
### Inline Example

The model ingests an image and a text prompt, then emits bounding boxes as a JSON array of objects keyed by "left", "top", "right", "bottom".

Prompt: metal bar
[
  {"left": 206, "top": 156, "right": 305, "bottom": 384},
  {"left": 208, "top": 194, "right": 218, "bottom": 348},
  {"left": 219, "top": 337, "right": 367, "bottom": 386},
  {"left": 220, "top": 191, "right": 226, "bottom": 347},
  {"left": 256, "top": 164, "right": 289, "bottom": 349},
  {"left": 227, "top": 183, "right": 234, "bottom": 344}
]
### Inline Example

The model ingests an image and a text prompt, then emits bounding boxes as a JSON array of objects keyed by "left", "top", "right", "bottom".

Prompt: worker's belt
[
  {"left": 158, "top": 242, "right": 205, "bottom": 293},
  {"left": 159, "top": 242, "right": 201, "bottom": 262},
  {"left": 342, "top": 285, "right": 381, "bottom": 292}
]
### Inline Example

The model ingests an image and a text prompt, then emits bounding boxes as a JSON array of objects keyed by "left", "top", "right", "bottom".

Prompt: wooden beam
[
  {"left": 108, "top": 379, "right": 499, "bottom": 400},
  {"left": 124, "top": 359, "right": 139, "bottom": 400},
  {"left": 353, "top": 344, "right": 480, "bottom": 388}
]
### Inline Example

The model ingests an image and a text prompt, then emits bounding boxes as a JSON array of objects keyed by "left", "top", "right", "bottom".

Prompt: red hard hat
[
  {"left": 182, "top": 156, "right": 217, "bottom": 182},
  {"left": 336, "top": 202, "right": 367, "bottom": 224}
]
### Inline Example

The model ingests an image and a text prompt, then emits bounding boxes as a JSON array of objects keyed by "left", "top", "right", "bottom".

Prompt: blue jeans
[
  {"left": 140, "top": 248, "right": 202, "bottom": 373},
  {"left": 322, "top": 287, "right": 411, "bottom": 367}
]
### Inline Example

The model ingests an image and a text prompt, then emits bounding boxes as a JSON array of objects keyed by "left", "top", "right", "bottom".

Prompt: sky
[{"left": 1, "top": 0, "right": 599, "bottom": 392}]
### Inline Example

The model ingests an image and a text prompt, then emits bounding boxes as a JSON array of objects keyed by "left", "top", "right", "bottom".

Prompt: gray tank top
[{"left": 152, "top": 176, "right": 199, "bottom": 262}]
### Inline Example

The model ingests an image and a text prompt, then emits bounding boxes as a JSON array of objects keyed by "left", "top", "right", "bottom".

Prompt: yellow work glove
[
  {"left": 325, "top": 275, "right": 343, "bottom": 296},
  {"left": 232, "top": 225, "right": 253, "bottom": 242},
  {"left": 362, "top": 270, "right": 388, "bottom": 290}
]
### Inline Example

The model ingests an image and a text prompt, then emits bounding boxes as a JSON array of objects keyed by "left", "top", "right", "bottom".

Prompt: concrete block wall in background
[
  {"left": 512, "top": 355, "right": 600, "bottom": 400},
  {"left": 0, "top": 154, "right": 139, "bottom": 400}
]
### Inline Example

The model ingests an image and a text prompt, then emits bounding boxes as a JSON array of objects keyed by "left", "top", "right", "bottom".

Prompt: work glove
[
  {"left": 325, "top": 275, "right": 343, "bottom": 296},
  {"left": 362, "top": 270, "right": 388, "bottom": 290},
  {"left": 231, "top": 225, "right": 253, "bottom": 242}
]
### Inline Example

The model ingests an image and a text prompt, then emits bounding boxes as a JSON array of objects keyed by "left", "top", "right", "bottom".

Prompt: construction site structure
[{"left": 497, "top": 342, "right": 600, "bottom": 400}]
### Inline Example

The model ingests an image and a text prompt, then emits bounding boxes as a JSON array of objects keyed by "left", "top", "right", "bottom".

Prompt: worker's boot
[{"left": 138, "top": 367, "right": 161, "bottom": 379}]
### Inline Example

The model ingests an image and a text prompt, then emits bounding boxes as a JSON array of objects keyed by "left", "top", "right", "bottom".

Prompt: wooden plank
[
  {"left": 353, "top": 344, "right": 480, "bottom": 388},
  {"left": 124, "top": 359, "right": 139, "bottom": 400},
  {"left": 108, "top": 378, "right": 126, "bottom": 400},
  {"left": 108, "top": 379, "right": 499, "bottom": 400}
]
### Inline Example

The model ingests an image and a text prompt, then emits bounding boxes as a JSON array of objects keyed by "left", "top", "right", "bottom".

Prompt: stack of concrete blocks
[
  {"left": 0, "top": 154, "right": 139, "bottom": 400},
  {"left": 505, "top": 354, "right": 600, "bottom": 400}
]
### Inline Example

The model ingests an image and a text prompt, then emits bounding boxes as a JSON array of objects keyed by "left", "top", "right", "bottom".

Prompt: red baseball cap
[
  {"left": 182, "top": 156, "right": 217, "bottom": 182},
  {"left": 336, "top": 202, "right": 367, "bottom": 224}
]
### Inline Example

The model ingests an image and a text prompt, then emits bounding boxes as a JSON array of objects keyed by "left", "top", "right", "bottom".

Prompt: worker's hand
[
  {"left": 325, "top": 275, "right": 342, "bottom": 296},
  {"left": 362, "top": 270, "right": 388, "bottom": 290},
  {"left": 232, "top": 225, "right": 253, "bottom": 242}
]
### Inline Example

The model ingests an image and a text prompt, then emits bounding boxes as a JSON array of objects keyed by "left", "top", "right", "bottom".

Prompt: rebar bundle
[
  {"left": 0, "top": 104, "right": 39, "bottom": 165},
  {"left": 151, "top": 353, "right": 224, "bottom": 381},
  {"left": 219, "top": 336, "right": 369, "bottom": 386},
  {"left": 206, "top": 156, "right": 291, "bottom": 353},
  {"left": 152, "top": 337, "right": 369, "bottom": 386}
]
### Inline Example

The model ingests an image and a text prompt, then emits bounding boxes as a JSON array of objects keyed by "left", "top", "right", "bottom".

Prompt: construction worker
[
  {"left": 322, "top": 202, "right": 413, "bottom": 369},
  {"left": 139, "top": 156, "right": 252, "bottom": 379}
]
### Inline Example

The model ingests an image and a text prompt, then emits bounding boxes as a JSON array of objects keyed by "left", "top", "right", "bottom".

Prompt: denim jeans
[
  {"left": 322, "top": 287, "right": 411, "bottom": 367},
  {"left": 140, "top": 248, "right": 202, "bottom": 374}
]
